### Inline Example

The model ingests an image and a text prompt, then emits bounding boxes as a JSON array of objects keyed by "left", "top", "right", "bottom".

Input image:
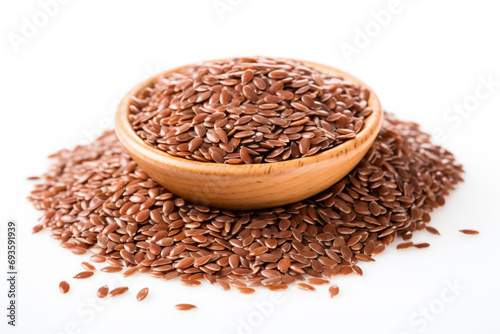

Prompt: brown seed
[
  {"left": 210, "top": 149, "right": 225, "bottom": 164},
  {"left": 240, "top": 147, "right": 252, "bottom": 164},
  {"left": 32, "top": 224, "right": 44, "bottom": 234},
  {"left": 352, "top": 265, "right": 363, "bottom": 276},
  {"left": 176, "top": 257, "right": 195, "bottom": 269},
  {"left": 81, "top": 262, "right": 95, "bottom": 271},
  {"left": 109, "top": 286, "right": 129, "bottom": 297},
  {"left": 181, "top": 280, "right": 201, "bottom": 287},
  {"left": 217, "top": 280, "right": 231, "bottom": 291},
  {"left": 296, "top": 283, "right": 316, "bottom": 291},
  {"left": 371, "top": 245, "right": 386, "bottom": 255},
  {"left": 73, "top": 271, "right": 94, "bottom": 279},
  {"left": 101, "top": 266, "right": 123, "bottom": 273},
  {"left": 369, "top": 201, "right": 381, "bottom": 216},
  {"left": 163, "top": 271, "right": 180, "bottom": 281},
  {"left": 59, "top": 281, "right": 70, "bottom": 294},
  {"left": 206, "top": 129, "right": 220, "bottom": 143},
  {"left": 267, "top": 284, "right": 288, "bottom": 291},
  {"left": 188, "top": 137, "right": 203, "bottom": 152},
  {"left": 328, "top": 284, "right": 339, "bottom": 298},
  {"left": 238, "top": 287, "right": 256, "bottom": 294},
  {"left": 71, "top": 247, "right": 87, "bottom": 255},
  {"left": 277, "top": 258, "right": 291, "bottom": 272},
  {"left": 123, "top": 266, "right": 140, "bottom": 278},
  {"left": 299, "top": 137, "right": 310, "bottom": 154},
  {"left": 194, "top": 255, "right": 212, "bottom": 267},
  {"left": 136, "top": 287, "right": 149, "bottom": 301},
  {"left": 355, "top": 254, "right": 375, "bottom": 262},
  {"left": 340, "top": 245, "right": 353, "bottom": 263},
  {"left": 242, "top": 85, "right": 258, "bottom": 102},
  {"left": 459, "top": 229, "right": 479, "bottom": 235},
  {"left": 175, "top": 303, "right": 197, "bottom": 311},
  {"left": 97, "top": 285, "right": 109, "bottom": 298},
  {"left": 396, "top": 242, "right": 414, "bottom": 250},
  {"left": 90, "top": 255, "right": 106, "bottom": 263},
  {"left": 425, "top": 226, "right": 441, "bottom": 235},
  {"left": 241, "top": 69, "right": 254, "bottom": 85},
  {"left": 414, "top": 243, "right": 430, "bottom": 249},
  {"left": 249, "top": 246, "right": 269, "bottom": 257},
  {"left": 268, "top": 70, "right": 288, "bottom": 79},
  {"left": 136, "top": 209, "right": 150, "bottom": 222},
  {"left": 307, "top": 278, "right": 330, "bottom": 285},
  {"left": 228, "top": 254, "right": 240, "bottom": 269}
]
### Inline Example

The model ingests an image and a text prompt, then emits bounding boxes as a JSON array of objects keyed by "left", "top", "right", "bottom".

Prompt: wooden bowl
[{"left": 115, "top": 59, "right": 383, "bottom": 210}]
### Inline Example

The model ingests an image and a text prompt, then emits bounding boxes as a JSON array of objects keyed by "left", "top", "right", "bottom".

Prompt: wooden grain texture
[{"left": 115, "top": 59, "right": 383, "bottom": 210}]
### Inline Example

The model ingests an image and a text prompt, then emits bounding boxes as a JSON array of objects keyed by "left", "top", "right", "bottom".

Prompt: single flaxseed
[
  {"left": 32, "top": 224, "right": 44, "bottom": 234},
  {"left": 59, "top": 281, "right": 70, "bottom": 294},
  {"left": 123, "top": 266, "right": 140, "bottom": 278},
  {"left": 296, "top": 283, "right": 316, "bottom": 291},
  {"left": 73, "top": 271, "right": 94, "bottom": 279},
  {"left": 100, "top": 266, "right": 123, "bottom": 273},
  {"left": 97, "top": 285, "right": 109, "bottom": 298},
  {"left": 109, "top": 286, "right": 129, "bottom": 297},
  {"left": 175, "top": 303, "right": 197, "bottom": 311},
  {"left": 136, "top": 287, "right": 149, "bottom": 301},
  {"left": 414, "top": 243, "right": 431, "bottom": 249},
  {"left": 307, "top": 278, "right": 330, "bottom": 285},
  {"left": 238, "top": 287, "right": 256, "bottom": 294},
  {"left": 89, "top": 255, "right": 106, "bottom": 263},
  {"left": 81, "top": 262, "right": 96, "bottom": 271},
  {"left": 425, "top": 226, "right": 441, "bottom": 236},
  {"left": 459, "top": 229, "right": 479, "bottom": 235},
  {"left": 328, "top": 284, "right": 339, "bottom": 298},
  {"left": 396, "top": 242, "right": 414, "bottom": 250}
]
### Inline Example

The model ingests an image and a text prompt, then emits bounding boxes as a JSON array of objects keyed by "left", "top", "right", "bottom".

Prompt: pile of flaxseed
[{"left": 28, "top": 112, "right": 464, "bottom": 297}]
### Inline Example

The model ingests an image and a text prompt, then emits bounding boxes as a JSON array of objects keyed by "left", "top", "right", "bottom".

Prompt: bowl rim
[{"left": 115, "top": 58, "right": 383, "bottom": 176}]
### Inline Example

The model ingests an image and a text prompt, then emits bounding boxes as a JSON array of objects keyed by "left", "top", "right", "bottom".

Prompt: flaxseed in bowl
[{"left": 115, "top": 57, "right": 383, "bottom": 210}]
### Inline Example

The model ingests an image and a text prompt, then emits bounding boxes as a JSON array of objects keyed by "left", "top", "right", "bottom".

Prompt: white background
[{"left": 1, "top": 0, "right": 500, "bottom": 333}]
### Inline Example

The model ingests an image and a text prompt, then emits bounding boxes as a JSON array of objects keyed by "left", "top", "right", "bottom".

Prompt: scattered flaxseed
[
  {"left": 89, "top": 255, "right": 106, "bottom": 263},
  {"left": 32, "top": 224, "right": 44, "bottom": 234},
  {"left": 136, "top": 287, "right": 149, "bottom": 301},
  {"left": 100, "top": 266, "right": 123, "bottom": 273},
  {"left": 425, "top": 226, "right": 441, "bottom": 236},
  {"left": 459, "top": 229, "right": 479, "bottom": 235},
  {"left": 175, "top": 304, "right": 197, "bottom": 311},
  {"left": 296, "top": 283, "right": 316, "bottom": 291},
  {"left": 81, "top": 262, "right": 96, "bottom": 271},
  {"left": 29, "top": 112, "right": 464, "bottom": 294},
  {"left": 237, "top": 287, "right": 256, "bottom": 294},
  {"left": 109, "top": 286, "right": 129, "bottom": 297},
  {"left": 307, "top": 278, "right": 330, "bottom": 285},
  {"left": 73, "top": 271, "right": 94, "bottom": 279},
  {"left": 96, "top": 285, "right": 109, "bottom": 298},
  {"left": 123, "top": 266, "right": 140, "bottom": 278},
  {"left": 329, "top": 284, "right": 339, "bottom": 298},
  {"left": 59, "top": 281, "right": 70, "bottom": 294},
  {"left": 396, "top": 242, "right": 414, "bottom": 250}
]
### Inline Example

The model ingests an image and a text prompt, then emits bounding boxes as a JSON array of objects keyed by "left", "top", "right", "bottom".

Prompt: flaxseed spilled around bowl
[
  {"left": 29, "top": 112, "right": 464, "bottom": 296},
  {"left": 129, "top": 57, "right": 372, "bottom": 164}
]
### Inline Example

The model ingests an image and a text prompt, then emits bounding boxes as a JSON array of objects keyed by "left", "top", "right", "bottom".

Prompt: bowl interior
[{"left": 117, "top": 59, "right": 382, "bottom": 174}]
